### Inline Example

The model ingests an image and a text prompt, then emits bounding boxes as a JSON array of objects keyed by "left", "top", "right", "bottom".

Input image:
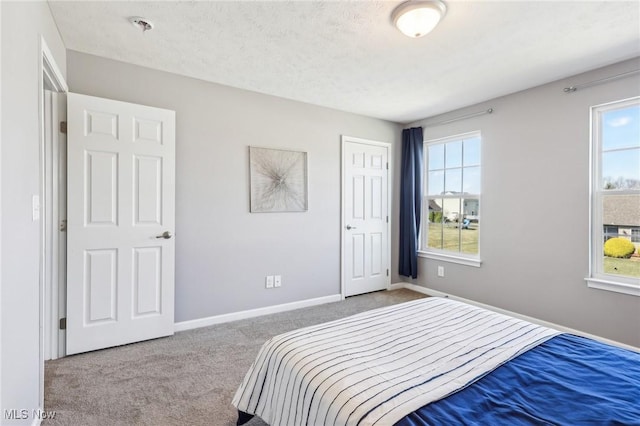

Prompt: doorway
[
  {"left": 341, "top": 136, "right": 392, "bottom": 297},
  {"left": 39, "top": 36, "right": 68, "bottom": 411}
]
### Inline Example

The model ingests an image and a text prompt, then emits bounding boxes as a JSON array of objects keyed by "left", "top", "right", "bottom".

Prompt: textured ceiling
[{"left": 48, "top": 1, "right": 640, "bottom": 123}]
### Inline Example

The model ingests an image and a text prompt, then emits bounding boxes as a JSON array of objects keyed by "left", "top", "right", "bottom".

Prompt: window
[
  {"left": 588, "top": 97, "right": 640, "bottom": 296},
  {"left": 420, "top": 132, "right": 481, "bottom": 267}
]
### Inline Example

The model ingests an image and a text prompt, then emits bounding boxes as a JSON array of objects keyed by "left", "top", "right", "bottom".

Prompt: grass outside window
[
  {"left": 427, "top": 222, "right": 478, "bottom": 254},
  {"left": 604, "top": 256, "right": 640, "bottom": 278}
]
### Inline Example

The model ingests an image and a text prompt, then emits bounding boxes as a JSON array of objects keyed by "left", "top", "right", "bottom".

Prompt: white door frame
[
  {"left": 340, "top": 135, "right": 392, "bottom": 299},
  {"left": 42, "top": 90, "right": 67, "bottom": 361},
  {"left": 39, "top": 36, "right": 68, "bottom": 407}
]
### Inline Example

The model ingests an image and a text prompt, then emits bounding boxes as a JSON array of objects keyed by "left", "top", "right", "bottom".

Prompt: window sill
[
  {"left": 585, "top": 277, "right": 640, "bottom": 297},
  {"left": 418, "top": 251, "right": 482, "bottom": 268}
]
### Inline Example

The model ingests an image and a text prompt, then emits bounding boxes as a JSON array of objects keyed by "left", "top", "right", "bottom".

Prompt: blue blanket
[{"left": 397, "top": 334, "right": 640, "bottom": 425}]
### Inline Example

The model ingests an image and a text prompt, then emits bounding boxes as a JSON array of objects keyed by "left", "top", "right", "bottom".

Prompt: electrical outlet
[
  {"left": 274, "top": 275, "right": 282, "bottom": 287},
  {"left": 265, "top": 276, "right": 274, "bottom": 288},
  {"left": 437, "top": 266, "right": 445, "bottom": 277}
]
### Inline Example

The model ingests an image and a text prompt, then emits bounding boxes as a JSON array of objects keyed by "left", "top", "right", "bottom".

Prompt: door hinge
[
  {"left": 59, "top": 219, "right": 67, "bottom": 232},
  {"left": 386, "top": 162, "right": 389, "bottom": 170},
  {"left": 59, "top": 318, "right": 67, "bottom": 330},
  {"left": 386, "top": 269, "right": 389, "bottom": 276},
  {"left": 59, "top": 121, "right": 67, "bottom": 134},
  {"left": 386, "top": 215, "right": 389, "bottom": 223}
]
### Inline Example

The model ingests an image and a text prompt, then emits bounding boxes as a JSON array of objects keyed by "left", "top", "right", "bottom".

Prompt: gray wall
[
  {"left": 406, "top": 58, "right": 640, "bottom": 347},
  {"left": 1, "top": 4, "right": 636, "bottom": 420},
  {"left": 67, "top": 51, "right": 402, "bottom": 323},
  {"left": 1, "top": 2, "right": 67, "bottom": 423}
]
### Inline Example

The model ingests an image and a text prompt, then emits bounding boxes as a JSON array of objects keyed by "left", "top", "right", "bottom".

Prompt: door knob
[
  {"left": 346, "top": 225, "right": 357, "bottom": 230},
  {"left": 156, "top": 231, "right": 172, "bottom": 239}
]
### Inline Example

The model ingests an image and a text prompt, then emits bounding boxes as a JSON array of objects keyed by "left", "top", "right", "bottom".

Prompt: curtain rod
[
  {"left": 425, "top": 108, "right": 493, "bottom": 127},
  {"left": 563, "top": 69, "right": 640, "bottom": 93}
]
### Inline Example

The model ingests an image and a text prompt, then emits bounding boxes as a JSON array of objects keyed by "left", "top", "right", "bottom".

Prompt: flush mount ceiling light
[
  {"left": 392, "top": 0, "right": 447, "bottom": 38},
  {"left": 129, "top": 16, "right": 154, "bottom": 33}
]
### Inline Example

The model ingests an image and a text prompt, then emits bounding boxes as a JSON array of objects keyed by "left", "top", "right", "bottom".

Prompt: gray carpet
[{"left": 44, "top": 289, "right": 426, "bottom": 426}]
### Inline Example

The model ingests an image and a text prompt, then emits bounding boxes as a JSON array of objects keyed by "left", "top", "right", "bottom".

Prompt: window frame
[
  {"left": 419, "top": 131, "right": 482, "bottom": 267},
  {"left": 586, "top": 96, "right": 640, "bottom": 296}
]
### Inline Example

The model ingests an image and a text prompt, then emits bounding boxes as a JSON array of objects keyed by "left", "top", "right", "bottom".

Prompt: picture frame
[{"left": 249, "top": 146, "right": 308, "bottom": 213}]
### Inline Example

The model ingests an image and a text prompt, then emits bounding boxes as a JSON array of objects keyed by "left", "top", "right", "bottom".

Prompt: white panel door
[
  {"left": 66, "top": 93, "right": 175, "bottom": 355},
  {"left": 343, "top": 138, "right": 390, "bottom": 297}
]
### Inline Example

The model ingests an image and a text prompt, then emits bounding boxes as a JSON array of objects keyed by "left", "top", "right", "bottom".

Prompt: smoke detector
[{"left": 130, "top": 17, "right": 154, "bottom": 32}]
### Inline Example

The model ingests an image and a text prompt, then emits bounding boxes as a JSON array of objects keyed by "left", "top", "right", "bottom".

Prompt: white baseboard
[
  {"left": 175, "top": 284, "right": 407, "bottom": 333},
  {"left": 174, "top": 294, "right": 343, "bottom": 332},
  {"left": 174, "top": 283, "right": 638, "bottom": 352},
  {"left": 388, "top": 282, "right": 406, "bottom": 291},
  {"left": 400, "top": 282, "right": 640, "bottom": 352}
]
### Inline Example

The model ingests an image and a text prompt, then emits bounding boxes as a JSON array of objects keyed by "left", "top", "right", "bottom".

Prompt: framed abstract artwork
[{"left": 249, "top": 146, "right": 308, "bottom": 213}]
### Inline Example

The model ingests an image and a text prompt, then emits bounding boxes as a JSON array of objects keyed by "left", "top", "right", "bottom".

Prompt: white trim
[
  {"left": 388, "top": 282, "right": 406, "bottom": 291},
  {"left": 43, "top": 90, "right": 53, "bottom": 360},
  {"left": 174, "top": 280, "right": 640, "bottom": 354},
  {"left": 418, "top": 251, "right": 482, "bottom": 267},
  {"left": 56, "top": 94, "right": 67, "bottom": 359},
  {"left": 0, "top": 2, "right": 3, "bottom": 415},
  {"left": 340, "top": 135, "right": 392, "bottom": 148},
  {"left": 340, "top": 136, "right": 392, "bottom": 299},
  {"left": 41, "top": 40, "right": 68, "bottom": 93},
  {"left": 421, "top": 131, "right": 482, "bottom": 261},
  {"left": 174, "top": 294, "right": 342, "bottom": 332},
  {"left": 38, "top": 36, "right": 68, "bottom": 413},
  {"left": 424, "top": 130, "right": 481, "bottom": 145},
  {"left": 42, "top": 90, "right": 65, "bottom": 361},
  {"left": 400, "top": 282, "right": 640, "bottom": 353},
  {"left": 340, "top": 139, "right": 346, "bottom": 300},
  {"left": 586, "top": 277, "right": 640, "bottom": 297},
  {"left": 588, "top": 96, "right": 640, "bottom": 296},
  {"left": 40, "top": 36, "right": 68, "bottom": 362}
]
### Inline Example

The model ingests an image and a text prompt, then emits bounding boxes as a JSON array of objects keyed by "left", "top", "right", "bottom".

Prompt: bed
[{"left": 232, "top": 297, "right": 640, "bottom": 426}]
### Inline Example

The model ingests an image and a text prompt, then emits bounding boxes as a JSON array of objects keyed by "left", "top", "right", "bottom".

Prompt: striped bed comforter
[{"left": 232, "top": 297, "right": 560, "bottom": 426}]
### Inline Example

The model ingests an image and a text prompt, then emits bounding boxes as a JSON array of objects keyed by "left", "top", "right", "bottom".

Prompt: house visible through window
[
  {"left": 420, "top": 132, "right": 481, "bottom": 266},
  {"left": 588, "top": 97, "right": 640, "bottom": 296}
]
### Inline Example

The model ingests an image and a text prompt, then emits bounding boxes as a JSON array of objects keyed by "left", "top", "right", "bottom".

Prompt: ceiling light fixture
[{"left": 392, "top": 0, "right": 446, "bottom": 38}]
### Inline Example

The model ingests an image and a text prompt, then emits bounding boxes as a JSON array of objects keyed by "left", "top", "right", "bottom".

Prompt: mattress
[
  {"left": 232, "top": 297, "right": 560, "bottom": 426},
  {"left": 399, "top": 333, "right": 640, "bottom": 425}
]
